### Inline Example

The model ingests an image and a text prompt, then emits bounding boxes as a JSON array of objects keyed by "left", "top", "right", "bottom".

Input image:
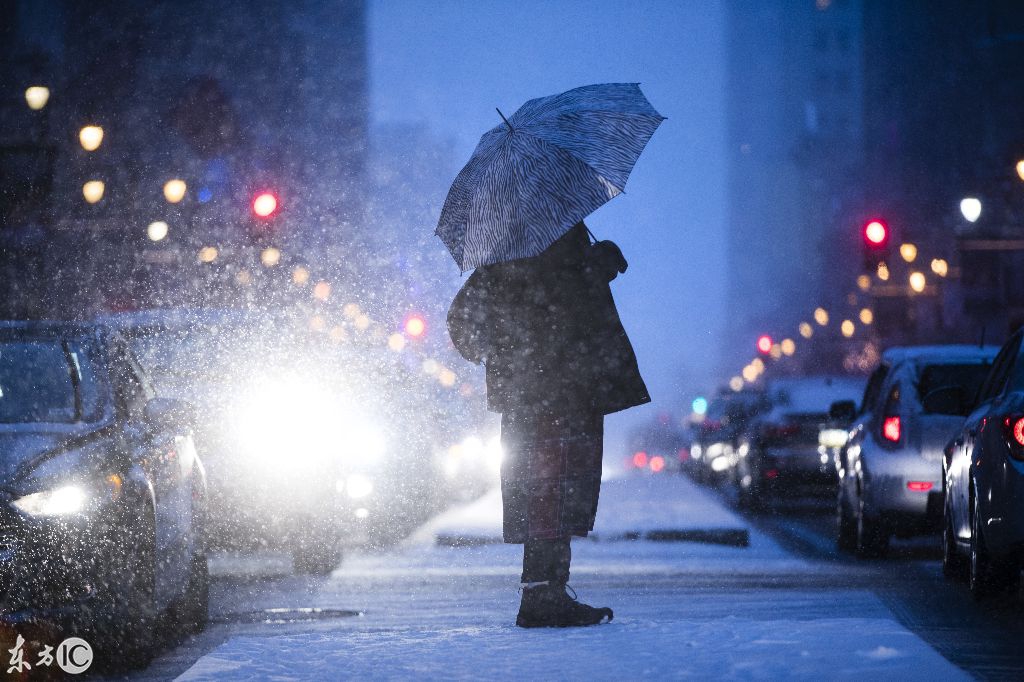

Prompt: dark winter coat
[{"left": 447, "top": 223, "right": 650, "bottom": 417}]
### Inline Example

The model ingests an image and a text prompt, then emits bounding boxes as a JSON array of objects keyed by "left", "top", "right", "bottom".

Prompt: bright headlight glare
[
  {"left": 819, "top": 428, "right": 849, "bottom": 449},
  {"left": 13, "top": 485, "right": 87, "bottom": 516},
  {"left": 346, "top": 474, "right": 374, "bottom": 499}
]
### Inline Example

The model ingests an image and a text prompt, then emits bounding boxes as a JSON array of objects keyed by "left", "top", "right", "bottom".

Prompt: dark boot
[{"left": 516, "top": 582, "right": 613, "bottom": 628}]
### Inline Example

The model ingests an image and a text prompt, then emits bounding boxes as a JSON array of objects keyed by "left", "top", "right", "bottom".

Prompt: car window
[
  {"left": 976, "top": 333, "right": 1022, "bottom": 404},
  {"left": 860, "top": 364, "right": 889, "bottom": 414},
  {"left": 0, "top": 338, "right": 104, "bottom": 424},
  {"left": 916, "top": 363, "right": 993, "bottom": 413},
  {"left": 1007, "top": 336, "right": 1024, "bottom": 392}
]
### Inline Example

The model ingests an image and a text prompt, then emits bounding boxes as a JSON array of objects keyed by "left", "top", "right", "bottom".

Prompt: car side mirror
[
  {"left": 828, "top": 400, "right": 857, "bottom": 423},
  {"left": 922, "top": 385, "right": 968, "bottom": 416},
  {"left": 144, "top": 397, "right": 194, "bottom": 430}
]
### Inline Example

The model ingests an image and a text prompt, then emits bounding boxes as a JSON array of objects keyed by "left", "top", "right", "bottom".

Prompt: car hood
[{"left": 0, "top": 425, "right": 111, "bottom": 486}]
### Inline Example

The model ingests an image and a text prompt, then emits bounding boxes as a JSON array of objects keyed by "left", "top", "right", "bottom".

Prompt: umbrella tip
[{"left": 496, "top": 107, "right": 514, "bottom": 133}]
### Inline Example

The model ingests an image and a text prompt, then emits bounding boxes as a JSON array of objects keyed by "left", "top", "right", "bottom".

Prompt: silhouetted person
[{"left": 448, "top": 221, "right": 649, "bottom": 627}]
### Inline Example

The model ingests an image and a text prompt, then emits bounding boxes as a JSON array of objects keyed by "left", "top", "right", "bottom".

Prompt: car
[
  {"left": 733, "top": 375, "right": 863, "bottom": 509},
  {"left": 0, "top": 321, "right": 207, "bottom": 668},
  {"left": 99, "top": 308, "right": 464, "bottom": 572},
  {"left": 943, "top": 330, "right": 1024, "bottom": 597},
  {"left": 625, "top": 413, "right": 691, "bottom": 475},
  {"left": 834, "top": 345, "right": 997, "bottom": 558},
  {"left": 692, "top": 389, "right": 767, "bottom": 485}
]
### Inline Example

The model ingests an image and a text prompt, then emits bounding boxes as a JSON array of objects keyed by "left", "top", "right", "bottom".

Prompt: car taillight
[
  {"left": 907, "top": 481, "right": 933, "bottom": 492},
  {"left": 650, "top": 456, "right": 665, "bottom": 473},
  {"left": 1001, "top": 415, "right": 1024, "bottom": 460},
  {"left": 882, "top": 416, "right": 901, "bottom": 443},
  {"left": 632, "top": 451, "right": 649, "bottom": 468}
]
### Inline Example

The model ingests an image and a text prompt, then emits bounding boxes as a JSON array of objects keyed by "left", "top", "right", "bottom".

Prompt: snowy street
[{"left": 130, "top": 474, "right": 1024, "bottom": 680}]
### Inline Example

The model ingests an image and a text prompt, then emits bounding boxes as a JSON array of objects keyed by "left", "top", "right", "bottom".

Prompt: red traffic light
[
  {"left": 863, "top": 219, "right": 888, "bottom": 248},
  {"left": 756, "top": 334, "right": 773, "bottom": 355},
  {"left": 252, "top": 192, "right": 278, "bottom": 218}
]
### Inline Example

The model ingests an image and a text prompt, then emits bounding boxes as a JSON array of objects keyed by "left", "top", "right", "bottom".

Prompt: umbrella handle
[{"left": 585, "top": 226, "right": 598, "bottom": 244}]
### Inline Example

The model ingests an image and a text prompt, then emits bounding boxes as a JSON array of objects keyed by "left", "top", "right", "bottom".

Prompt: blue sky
[{"left": 368, "top": 0, "right": 728, "bottom": 429}]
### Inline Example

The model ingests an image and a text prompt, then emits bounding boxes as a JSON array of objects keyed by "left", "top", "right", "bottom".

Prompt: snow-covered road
[{"left": 130, "top": 473, "right": 982, "bottom": 680}]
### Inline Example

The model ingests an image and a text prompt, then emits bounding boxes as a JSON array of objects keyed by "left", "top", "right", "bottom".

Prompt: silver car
[{"left": 835, "top": 345, "right": 997, "bottom": 558}]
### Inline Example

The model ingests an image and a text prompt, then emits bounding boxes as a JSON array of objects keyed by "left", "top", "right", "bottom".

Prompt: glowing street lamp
[
  {"left": 840, "top": 320, "right": 855, "bottom": 338},
  {"left": 856, "top": 275, "right": 870, "bottom": 291},
  {"left": 799, "top": 322, "right": 813, "bottom": 339},
  {"left": 780, "top": 338, "right": 795, "bottom": 356},
  {"left": 163, "top": 179, "right": 187, "bottom": 203},
  {"left": 252, "top": 192, "right": 278, "bottom": 218},
  {"left": 930, "top": 258, "right": 948, "bottom": 277},
  {"left": 197, "top": 246, "right": 218, "bottom": 263},
  {"left": 899, "top": 243, "right": 917, "bottom": 263},
  {"left": 876, "top": 262, "right": 890, "bottom": 281},
  {"left": 24, "top": 86, "right": 50, "bottom": 110},
  {"left": 909, "top": 271, "right": 926, "bottom": 293},
  {"left": 859, "top": 308, "right": 874, "bottom": 325},
  {"left": 260, "top": 247, "right": 281, "bottom": 267},
  {"left": 960, "top": 197, "right": 982, "bottom": 223},
  {"left": 79, "top": 125, "right": 104, "bottom": 151},
  {"left": 405, "top": 315, "right": 427, "bottom": 338},
  {"left": 147, "top": 221, "right": 168, "bottom": 242},
  {"left": 82, "top": 180, "right": 105, "bottom": 204},
  {"left": 1016, "top": 160, "right": 1024, "bottom": 183},
  {"left": 813, "top": 307, "right": 829, "bottom": 326},
  {"left": 756, "top": 334, "right": 773, "bottom": 355},
  {"left": 292, "top": 266, "right": 310, "bottom": 285}
]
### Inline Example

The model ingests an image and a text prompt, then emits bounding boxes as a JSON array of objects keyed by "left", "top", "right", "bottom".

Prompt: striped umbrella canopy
[{"left": 436, "top": 83, "right": 665, "bottom": 271}]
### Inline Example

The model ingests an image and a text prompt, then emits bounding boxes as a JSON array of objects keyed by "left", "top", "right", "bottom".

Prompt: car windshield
[
  {"left": 0, "top": 339, "right": 103, "bottom": 424},
  {"left": 917, "top": 362, "right": 992, "bottom": 412}
]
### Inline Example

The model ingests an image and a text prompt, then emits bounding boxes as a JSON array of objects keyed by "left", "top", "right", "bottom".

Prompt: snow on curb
[{"left": 410, "top": 473, "right": 751, "bottom": 548}]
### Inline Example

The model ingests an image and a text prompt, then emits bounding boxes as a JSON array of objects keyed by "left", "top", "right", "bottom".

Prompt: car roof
[
  {"left": 0, "top": 320, "right": 97, "bottom": 339},
  {"left": 881, "top": 345, "right": 999, "bottom": 364}
]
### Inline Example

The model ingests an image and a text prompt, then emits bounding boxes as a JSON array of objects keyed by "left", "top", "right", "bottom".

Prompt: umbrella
[{"left": 435, "top": 82, "right": 664, "bottom": 271}]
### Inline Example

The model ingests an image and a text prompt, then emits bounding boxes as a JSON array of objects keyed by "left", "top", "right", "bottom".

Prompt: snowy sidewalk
[{"left": 171, "top": 474, "right": 969, "bottom": 681}]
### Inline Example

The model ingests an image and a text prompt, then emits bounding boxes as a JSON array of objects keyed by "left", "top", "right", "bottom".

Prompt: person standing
[{"left": 447, "top": 221, "right": 650, "bottom": 628}]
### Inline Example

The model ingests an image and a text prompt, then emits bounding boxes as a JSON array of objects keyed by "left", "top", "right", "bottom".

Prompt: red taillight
[
  {"left": 907, "top": 481, "right": 933, "bottom": 492},
  {"left": 1001, "top": 415, "right": 1024, "bottom": 460},
  {"left": 632, "top": 451, "right": 649, "bottom": 468},
  {"left": 764, "top": 468, "right": 779, "bottom": 479},
  {"left": 882, "top": 416, "right": 901, "bottom": 443},
  {"left": 650, "top": 456, "right": 665, "bottom": 473}
]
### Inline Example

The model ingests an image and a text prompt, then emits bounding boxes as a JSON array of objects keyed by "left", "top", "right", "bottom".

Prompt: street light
[
  {"left": 930, "top": 258, "right": 948, "bottom": 277},
  {"left": 859, "top": 308, "right": 873, "bottom": 325},
  {"left": 840, "top": 320, "right": 855, "bottom": 337},
  {"left": 197, "top": 246, "right": 218, "bottom": 263},
  {"left": 405, "top": 315, "right": 427, "bottom": 338},
  {"left": 163, "top": 179, "right": 187, "bottom": 204},
  {"left": 756, "top": 334, "right": 773, "bottom": 355},
  {"left": 313, "top": 280, "right": 331, "bottom": 301},
  {"left": 147, "top": 221, "right": 168, "bottom": 242},
  {"left": 899, "top": 243, "right": 917, "bottom": 263},
  {"left": 799, "top": 322, "right": 813, "bottom": 339},
  {"left": 82, "top": 180, "right": 105, "bottom": 204},
  {"left": 1016, "top": 160, "right": 1024, "bottom": 182},
  {"left": 292, "top": 266, "right": 310, "bottom": 285},
  {"left": 856, "top": 275, "right": 870, "bottom": 291},
  {"left": 909, "top": 271, "right": 926, "bottom": 293},
  {"left": 814, "top": 307, "right": 829, "bottom": 326},
  {"left": 252, "top": 192, "right": 278, "bottom": 219},
  {"left": 79, "top": 126, "right": 103, "bottom": 151},
  {"left": 24, "top": 86, "right": 50, "bottom": 110},
  {"left": 960, "top": 197, "right": 982, "bottom": 223},
  {"left": 260, "top": 247, "right": 281, "bottom": 267},
  {"left": 876, "top": 262, "right": 890, "bottom": 281},
  {"left": 781, "top": 338, "right": 795, "bottom": 356}
]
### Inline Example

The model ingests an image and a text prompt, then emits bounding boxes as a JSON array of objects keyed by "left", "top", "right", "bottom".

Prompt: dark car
[
  {"left": 100, "top": 308, "right": 460, "bottom": 573},
  {"left": 692, "top": 389, "right": 767, "bottom": 485},
  {"left": 733, "top": 375, "right": 863, "bottom": 509},
  {"left": 835, "top": 345, "right": 996, "bottom": 558},
  {"left": 943, "top": 330, "right": 1024, "bottom": 598},
  {"left": 0, "top": 321, "right": 207, "bottom": 668}
]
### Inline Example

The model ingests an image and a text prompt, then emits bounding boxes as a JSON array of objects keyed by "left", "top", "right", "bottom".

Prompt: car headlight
[
  {"left": 344, "top": 474, "right": 374, "bottom": 499},
  {"left": 12, "top": 475, "right": 123, "bottom": 517},
  {"left": 819, "top": 428, "right": 848, "bottom": 449}
]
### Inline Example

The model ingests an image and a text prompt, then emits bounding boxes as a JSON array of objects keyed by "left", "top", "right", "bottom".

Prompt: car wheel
[
  {"left": 836, "top": 485, "right": 856, "bottom": 552},
  {"left": 942, "top": 501, "right": 967, "bottom": 581},
  {"left": 93, "top": 510, "right": 157, "bottom": 670},
  {"left": 969, "top": 489, "right": 1020, "bottom": 599},
  {"left": 173, "top": 554, "right": 209, "bottom": 634},
  {"left": 855, "top": 493, "right": 888, "bottom": 559}
]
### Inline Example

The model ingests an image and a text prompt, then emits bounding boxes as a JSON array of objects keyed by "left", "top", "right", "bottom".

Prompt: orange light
[
  {"left": 756, "top": 335, "right": 773, "bottom": 355},
  {"left": 252, "top": 192, "right": 278, "bottom": 218},
  {"left": 650, "top": 455, "right": 666, "bottom": 473},
  {"left": 404, "top": 315, "right": 426, "bottom": 338},
  {"left": 632, "top": 451, "right": 648, "bottom": 468}
]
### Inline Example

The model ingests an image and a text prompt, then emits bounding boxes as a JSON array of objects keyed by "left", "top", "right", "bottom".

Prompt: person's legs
[{"left": 521, "top": 538, "right": 570, "bottom": 584}]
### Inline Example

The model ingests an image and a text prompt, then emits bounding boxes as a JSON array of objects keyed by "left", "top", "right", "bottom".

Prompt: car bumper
[
  {"left": 863, "top": 453, "right": 942, "bottom": 524},
  {"left": 978, "top": 460, "right": 1024, "bottom": 555}
]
